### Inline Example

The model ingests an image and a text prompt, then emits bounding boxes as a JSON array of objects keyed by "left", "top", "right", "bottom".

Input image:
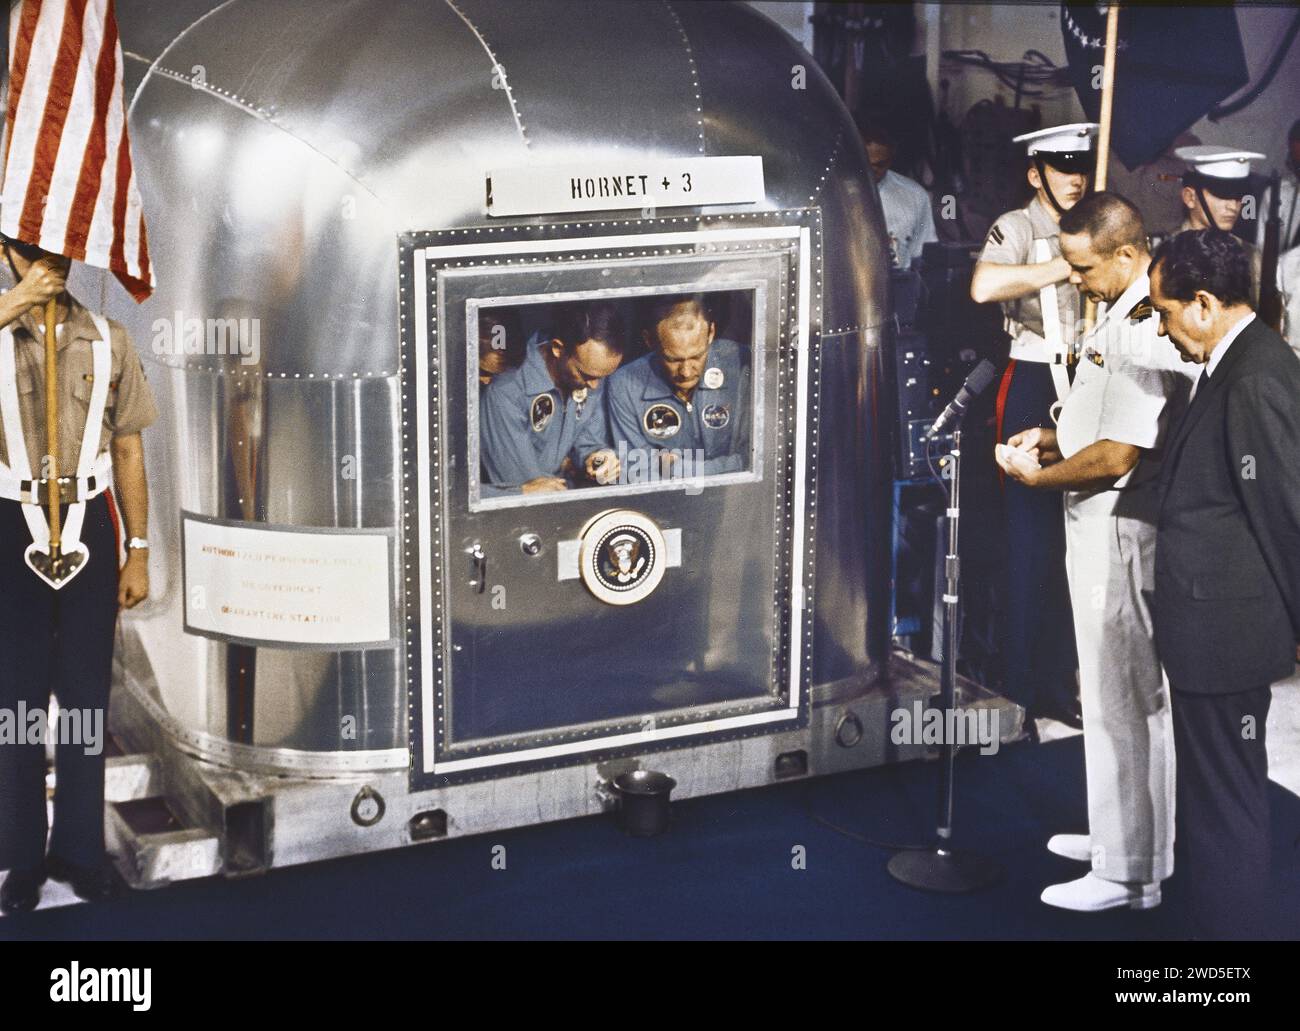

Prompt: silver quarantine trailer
[{"left": 93, "top": 0, "right": 1013, "bottom": 885}]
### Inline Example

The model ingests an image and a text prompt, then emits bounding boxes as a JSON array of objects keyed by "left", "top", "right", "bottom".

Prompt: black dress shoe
[
  {"left": 1032, "top": 699, "right": 1084, "bottom": 730},
  {"left": 45, "top": 856, "right": 125, "bottom": 903},
  {"left": 1030, "top": 679, "right": 1085, "bottom": 730},
  {"left": 0, "top": 867, "right": 46, "bottom": 915}
]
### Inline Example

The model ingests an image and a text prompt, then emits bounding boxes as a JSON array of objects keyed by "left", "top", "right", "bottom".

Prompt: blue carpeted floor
[{"left": 3, "top": 735, "right": 1298, "bottom": 940}]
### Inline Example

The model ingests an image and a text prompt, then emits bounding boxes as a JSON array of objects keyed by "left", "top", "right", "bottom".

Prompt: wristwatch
[{"left": 126, "top": 537, "right": 150, "bottom": 551}]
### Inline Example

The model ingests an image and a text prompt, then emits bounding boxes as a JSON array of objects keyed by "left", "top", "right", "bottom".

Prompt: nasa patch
[
  {"left": 643, "top": 402, "right": 681, "bottom": 439},
  {"left": 531, "top": 393, "right": 555, "bottom": 432},
  {"left": 702, "top": 403, "right": 730, "bottom": 429},
  {"left": 703, "top": 367, "right": 724, "bottom": 390}
]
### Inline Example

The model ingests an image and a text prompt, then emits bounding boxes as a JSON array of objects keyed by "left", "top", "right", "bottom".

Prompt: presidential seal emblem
[
  {"left": 702, "top": 403, "right": 730, "bottom": 429},
  {"left": 577, "top": 509, "right": 667, "bottom": 606},
  {"left": 703, "top": 367, "right": 724, "bottom": 390},
  {"left": 643, "top": 402, "right": 681, "bottom": 439},
  {"left": 530, "top": 393, "right": 555, "bottom": 432}
]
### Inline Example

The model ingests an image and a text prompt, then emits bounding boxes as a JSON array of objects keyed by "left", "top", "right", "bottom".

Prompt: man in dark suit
[{"left": 1149, "top": 229, "right": 1300, "bottom": 939}]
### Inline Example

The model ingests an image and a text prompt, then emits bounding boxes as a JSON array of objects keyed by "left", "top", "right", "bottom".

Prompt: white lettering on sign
[
  {"left": 486, "top": 156, "right": 764, "bottom": 216},
  {"left": 182, "top": 515, "right": 393, "bottom": 647}
]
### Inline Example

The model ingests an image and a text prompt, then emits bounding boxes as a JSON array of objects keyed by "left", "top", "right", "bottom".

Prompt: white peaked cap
[
  {"left": 1012, "top": 122, "right": 1099, "bottom": 155},
  {"left": 1174, "top": 145, "right": 1266, "bottom": 180}
]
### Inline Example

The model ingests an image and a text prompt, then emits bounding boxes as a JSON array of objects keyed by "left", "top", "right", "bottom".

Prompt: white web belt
[
  {"left": 0, "top": 316, "right": 114, "bottom": 555},
  {"left": 1006, "top": 238, "right": 1073, "bottom": 410}
]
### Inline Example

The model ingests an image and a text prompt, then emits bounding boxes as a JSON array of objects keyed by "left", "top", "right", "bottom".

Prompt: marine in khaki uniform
[
  {"left": 1172, "top": 145, "right": 1265, "bottom": 306},
  {"left": 996, "top": 193, "right": 1198, "bottom": 912},
  {"left": 972, "top": 123, "right": 1097, "bottom": 729},
  {"left": 0, "top": 236, "right": 158, "bottom": 914}
]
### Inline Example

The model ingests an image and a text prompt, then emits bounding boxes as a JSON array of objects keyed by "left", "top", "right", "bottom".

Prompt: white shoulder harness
[{"left": 0, "top": 314, "right": 115, "bottom": 572}]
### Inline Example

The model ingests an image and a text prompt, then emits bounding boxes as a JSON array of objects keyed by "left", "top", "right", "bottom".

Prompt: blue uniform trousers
[
  {"left": 996, "top": 359, "right": 1078, "bottom": 714},
  {"left": 0, "top": 494, "right": 118, "bottom": 872}
]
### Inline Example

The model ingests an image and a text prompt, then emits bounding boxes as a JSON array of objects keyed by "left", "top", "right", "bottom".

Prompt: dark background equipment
[{"left": 884, "top": 247, "right": 1005, "bottom": 689}]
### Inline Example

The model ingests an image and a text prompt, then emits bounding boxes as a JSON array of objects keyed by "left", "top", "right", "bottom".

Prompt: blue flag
[{"left": 1061, "top": 3, "right": 1249, "bottom": 169}]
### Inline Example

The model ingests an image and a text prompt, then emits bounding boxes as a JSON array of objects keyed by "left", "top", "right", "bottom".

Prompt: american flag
[{"left": 1, "top": 0, "right": 152, "bottom": 300}]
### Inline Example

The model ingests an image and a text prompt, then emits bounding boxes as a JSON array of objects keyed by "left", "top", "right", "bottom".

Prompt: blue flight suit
[
  {"left": 604, "top": 337, "right": 750, "bottom": 476},
  {"left": 479, "top": 333, "right": 609, "bottom": 495}
]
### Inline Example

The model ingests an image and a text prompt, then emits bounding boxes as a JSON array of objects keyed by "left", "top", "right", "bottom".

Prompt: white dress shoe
[
  {"left": 1046, "top": 833, "right": 1092, "bottom": 862},
  {"left": 1041, "top": 872, "right": 1161, "bottom": 912}
]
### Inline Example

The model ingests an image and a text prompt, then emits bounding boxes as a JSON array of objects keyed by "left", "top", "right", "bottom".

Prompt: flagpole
[
  {"left": 1095, "top": 4, "right": 1119, "bottom": 191},
  {"left": 1082, "top": 4, "right": 1121, "bottom": 337},
  {"left": 43, "top": 297, "right": 63, "bottom": 572}
]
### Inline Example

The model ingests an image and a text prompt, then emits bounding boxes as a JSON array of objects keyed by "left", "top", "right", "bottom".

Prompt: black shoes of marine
[
  {"left": 45, "top": 855, "right": 125, "bottom": 903},
  {"left": 0, "top": 866, "right": 47, "bottom": 915}
]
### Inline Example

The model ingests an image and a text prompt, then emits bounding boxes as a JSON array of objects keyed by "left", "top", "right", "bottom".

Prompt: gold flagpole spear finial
[{"left": 1082, "top": 4, "right": 1121, "bottom": 339}]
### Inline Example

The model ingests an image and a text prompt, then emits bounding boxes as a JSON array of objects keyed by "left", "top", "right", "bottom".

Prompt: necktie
[{"left": 1192, "top": 367, "right": 1209, "bottom": 402}]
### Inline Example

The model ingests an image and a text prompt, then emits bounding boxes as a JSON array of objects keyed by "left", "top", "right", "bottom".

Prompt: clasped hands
[{"left": 994, "top": 425, "right": 1061, "bottom": 486}]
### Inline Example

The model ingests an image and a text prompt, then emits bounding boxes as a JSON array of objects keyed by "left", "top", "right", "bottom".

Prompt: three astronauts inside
[{"left": 476, "top": 292, "right": 752, "bottom": 497}]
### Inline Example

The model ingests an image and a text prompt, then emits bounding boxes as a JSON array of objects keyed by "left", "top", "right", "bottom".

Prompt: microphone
[{"left": 926, "top": 359, "right": 998, "bottom": 439}]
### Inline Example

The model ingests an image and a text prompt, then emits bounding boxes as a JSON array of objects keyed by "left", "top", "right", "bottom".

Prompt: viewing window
[{"left": 468, "top": 287, "right": 762, "bottom": 508}]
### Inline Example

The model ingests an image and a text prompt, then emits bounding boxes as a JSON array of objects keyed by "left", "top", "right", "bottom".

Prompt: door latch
[{"left": 466, "top": 542, "right": 487, "bottom": 593}]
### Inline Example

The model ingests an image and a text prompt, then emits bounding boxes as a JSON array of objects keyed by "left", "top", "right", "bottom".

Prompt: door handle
[{"left": 466, "top": 542, "right": 487, "bottom": 594}]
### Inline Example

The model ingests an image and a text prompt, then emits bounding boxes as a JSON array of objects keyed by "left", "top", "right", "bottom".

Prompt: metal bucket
[{"left": 611, "top": 771, "right": 678, "bottom": 837}]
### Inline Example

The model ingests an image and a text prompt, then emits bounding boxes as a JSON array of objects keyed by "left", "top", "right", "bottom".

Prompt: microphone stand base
[{"left": 888, "top": 846, "right": 1002, "bottom": 894}]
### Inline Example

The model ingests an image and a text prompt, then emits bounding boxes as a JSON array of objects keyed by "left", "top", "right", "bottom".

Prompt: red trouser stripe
[
  {"left": 105, "top": 486, "right": 122, "bottom": 565},
  {"left": 994, "top": 360, "right": 1016, "bottom": 486}
]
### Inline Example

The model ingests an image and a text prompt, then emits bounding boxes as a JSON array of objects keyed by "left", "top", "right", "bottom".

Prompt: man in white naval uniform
[{"left": 996, "top": 193, "right": 1198, "bottom": 911}]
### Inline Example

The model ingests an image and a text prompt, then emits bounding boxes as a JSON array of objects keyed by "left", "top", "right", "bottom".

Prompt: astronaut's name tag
[
  {"left": 702, "top": 403, "right": 730, "bottom": 429},
  {"left": 702, "top": 367, "right": 724, "bottom": 390},
  {"left": 531, "top": 393, "right": 555, "bottom": 432},
  {"left": 643, "top": 402, "right": 681, "bottom": 439}
]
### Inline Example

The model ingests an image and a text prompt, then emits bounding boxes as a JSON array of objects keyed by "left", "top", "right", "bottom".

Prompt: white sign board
[
  {"left": 182, "top": 514, "right": 394, "bottom": 648},
  {"left": 486, "top": 156, "right": 764, "bottom": 217}
]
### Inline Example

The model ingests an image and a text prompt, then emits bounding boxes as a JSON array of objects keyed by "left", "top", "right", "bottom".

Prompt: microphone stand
[{"left": 888, "top": 427, "right": 1002, "bottom": 892}]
